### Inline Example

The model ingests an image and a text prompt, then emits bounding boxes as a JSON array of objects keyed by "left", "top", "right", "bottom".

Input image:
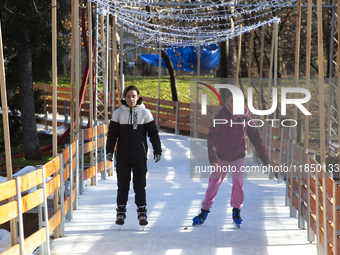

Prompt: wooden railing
[
  {"left": 33, "top": 84, "right": 219, "bottom": 135},
  {"left": 257, "top": 123, "right": 340, "bottom": 255},
  {"left": 0, "top": 124, "right": 112, "bottom": 255},
  {"left": 3, "top": 84, "right": 336, "bottom": 254}
]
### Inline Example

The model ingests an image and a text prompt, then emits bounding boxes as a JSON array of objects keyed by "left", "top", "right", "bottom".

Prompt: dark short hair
[{"left": 123, "top": 86, "right": 139, "bottom": 97}]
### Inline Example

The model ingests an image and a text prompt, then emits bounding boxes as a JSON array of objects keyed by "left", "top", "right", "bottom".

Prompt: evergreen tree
[{"left": 0, "top": 0, "right": 69, "bottom": 160}]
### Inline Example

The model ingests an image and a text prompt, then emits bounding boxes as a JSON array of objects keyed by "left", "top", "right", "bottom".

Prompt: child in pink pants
[{"left": 193, "top": 90, "right": 269, "bottom": 228}]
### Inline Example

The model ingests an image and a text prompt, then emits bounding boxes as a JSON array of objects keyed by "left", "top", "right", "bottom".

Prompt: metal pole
[
  {"left": 194, "top": 31, "right": 201, "bottom": 138},
  {"left": 111, "top": 15, "right": 116, "bottom": 112},
  {"left": 75, "top": 0, "right": 80, "bottom": 134},
  {"left": 298, "top": 149, "right": 305, "bottom": 229},
  {"left": 88, "top": 1, "right": 95, "bottom": 186},
  {"left": 94, "top": 125, "right": 98, "bottom": 186},
  {"left": 102, "top": 123, "right": 107, "bottom": 180},
  {"left": 322, "top": 171, "right": 328, "bottom": 255},
  {"left": 81, "top": 129, "right": 85, "bottom": 194},
  {"left": 267, "top": 23, "right": 275, "bottom": 113},
  {"left": 70, "top": 0, "right": 76, "bottom": 143},
  {"left": 14, "top": 176, "right": 25, "bottom": 255},
  {"left": 52, "top": 0, "right": 60, "bottom": 239},
  {"left": 156, "top": 30, "right": 162, "bottom": 128},
  {"left": 69, "top": 143, "right": 74, "bottom": 220},
  {"left": 293, "top": 0, "right": 302, "bottom": 141},
  {"left": 259, "top": 26, "right": 265, "bottom": 111},
  {"left": 317, "top": 0, "right": 326, "bottom": 166},
  {"left": 273, "top": 20, "right": 278, "bottom": 120},
  {"left": 304, "top": 0, "right": 312, "bottom": 151},
  {"left": 41, "top": 167, "right": 51, "bottom": 255},
  {"left": 268, "top": 125, "right": 273, "bottom": 179},
  {"left": 306, "top": 155, "right": 314, "bottom": 243},
  {"left": 44, "top": 83, "right": 48, "bottom": 131},
  {"left": 120, "top": 20, "right": 124, "bottom": 98},
  {"left": 59, "top": 154, "right": 65, "bottom": 236},
  {"left": 0, "top": 17, "right": 17, "bottom": 245},
  {"left": 104, "top": 15, "right": 109, "bottom": 124},
  {"left": 75, "top": 138, "right": 79, "bottom": 210},
  {"left": 52, "top": 0, "right": 58, "bottom": 158},
  {"left": 88, "top": 1, "right": 93, "bottom": 129}
]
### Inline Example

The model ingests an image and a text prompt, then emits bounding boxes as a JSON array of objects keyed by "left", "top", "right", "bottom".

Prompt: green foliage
[{"left": 0, "top": 0, "right": 70, "bottom": 155}]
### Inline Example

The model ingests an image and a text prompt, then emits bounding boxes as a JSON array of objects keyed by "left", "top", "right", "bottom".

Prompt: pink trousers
[{"left": 201, "top": 157, "right": 245, "bottom": 210}]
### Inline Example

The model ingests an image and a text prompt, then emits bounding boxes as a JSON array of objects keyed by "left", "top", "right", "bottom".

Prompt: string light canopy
[{"left": 92, "top": 0, "right": 294, "bottom": 49}]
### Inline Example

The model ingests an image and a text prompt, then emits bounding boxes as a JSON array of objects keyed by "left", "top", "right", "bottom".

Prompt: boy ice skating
[
  {"left": 106, "top": 86, "right": 162, "bottom": 229},
  {"left": 193, "top": 90, "right": 269, "bottom": 228}
]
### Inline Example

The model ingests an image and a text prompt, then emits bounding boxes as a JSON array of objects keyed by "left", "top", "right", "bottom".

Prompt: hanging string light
[{"left": 91, "top": 0, "right": 289, "bottom": 48}]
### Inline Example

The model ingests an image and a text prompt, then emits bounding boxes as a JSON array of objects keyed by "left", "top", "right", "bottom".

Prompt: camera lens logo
[{"left": 198, "top": 82, "right": 222, "bottom": 115}]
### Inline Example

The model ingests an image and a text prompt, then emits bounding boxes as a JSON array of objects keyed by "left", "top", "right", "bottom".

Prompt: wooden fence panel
[
  {"left": 44, "top": 156, "right": 61, "bottom": 177},
  {"left": 22, "top": 189, "right": 44, "bottom": 213},
  {"left": 0, "top": 180, "right": 16, "bottom": 202},
  {"left": 0, "top": 201, "right": 18, "bottom": 225},
  {"left": 20, "top": 169, "right": 43, "bottom": 193},
  {"left": 24, "top": 228, "right": 47, "bottom": 255}
]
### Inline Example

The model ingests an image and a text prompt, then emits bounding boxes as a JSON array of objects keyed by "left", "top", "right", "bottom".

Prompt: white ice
[{"left": 50, "top": 132, "right": 316, "bottom": 255}]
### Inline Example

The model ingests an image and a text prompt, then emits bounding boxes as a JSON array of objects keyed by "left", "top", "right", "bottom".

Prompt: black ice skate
[
  {"left": 232, "top": 208, "right": 243, "bottom": 228},
  {"left": 137, "top": 206, "right": 148, "bottom": 230},
  {"left": 116, "top": 205, "right": 126, "bottom": 229}
]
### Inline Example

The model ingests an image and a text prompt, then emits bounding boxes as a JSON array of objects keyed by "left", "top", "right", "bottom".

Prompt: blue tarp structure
[{"left": 140, "top": 45, "right": 220, "bottom": 72}]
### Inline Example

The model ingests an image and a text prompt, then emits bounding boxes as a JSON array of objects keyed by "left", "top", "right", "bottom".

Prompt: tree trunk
[
  {"left": 18, "top": 26, "right": 42, "bottom": 160},
  {"left": 146, "top": 5, "right": 178, "bottom": 102},
  {"left": 161, "top": 50, "right": 178, "bottom": 101}
]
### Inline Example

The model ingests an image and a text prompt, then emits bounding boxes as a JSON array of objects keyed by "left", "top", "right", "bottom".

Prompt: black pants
[{"left": 116, "top": 161, "right": 147, "bottom": 207}]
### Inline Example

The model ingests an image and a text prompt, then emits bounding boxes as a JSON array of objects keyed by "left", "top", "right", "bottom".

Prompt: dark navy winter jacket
[{"left": 106, "top": 98, "right": 162, "bottom": 163}]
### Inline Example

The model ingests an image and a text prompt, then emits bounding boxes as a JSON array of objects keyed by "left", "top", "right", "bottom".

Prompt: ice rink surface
[{"left": 50, "top": 132, "right": 316, "bottom": 255}]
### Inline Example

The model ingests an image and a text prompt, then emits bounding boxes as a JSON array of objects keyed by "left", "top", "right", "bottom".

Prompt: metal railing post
[
  {"left": 14, "top": 176, "right": 25, "bottom": 255},
  {"left": 333, "top": 176, "right": 339, "bottom": 254},
  {"left": 268, "top": 124, "right": 273, "bottom": 179},
  {"left": 298, "top": 148, "right": 305, "bottom": 229},
  {"left": 75, "top": 138, "right": 79, "bottom": 210},
  {"left": 322, "top": 170, "right": 328, "bottom": 255},
  {"left": 80, "top": 129, "right": 85, "bottom": 194},
  {"left": 94, "top": 125, "right": 98, "bottom": 185},
  {"left": 290, "top": 143, "right": 297, "bottom": 217},
  {"left": 175, "top": 101, "right": 179, "bottom": 135},
  {"left": 69, "top": 143, "right": 74, "bottom": 221},
  {"left": 59, "top": 154, "right": 65, "bottom": 236},
  {"left": 102, "top": 123, "right": 107, "bottom": 180},
  {"left": 41, "top": 166, "right": 51, "bottom": 255}
]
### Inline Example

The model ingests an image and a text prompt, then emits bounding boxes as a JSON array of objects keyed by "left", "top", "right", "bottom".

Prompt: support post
[
  {"left": 293, "top": 0, "right": 302, "bottom": 141},
  {"left": 69, "top": 143, "right": 74, "bottom": 221},
  {"left": 94, "top": 125, "right": 98, "bottom": 186},
  {"left": 59, "top": 154, "right": 65, "bottom": 236},
  {"left": 175, "top": 101, "right": 179, "bottom": 135},
  {"left": 306, "top": 155, "right": 315, "bottom": 243},
  {"left": 298, "top": 149, "right": 305, "bottom": 229},
  {"left": 0, "top": 18, "right": 17, "bottom": 245},
  {"left": 70, "top": 0, "right": 76, "bottom": 143},
  {"left": 14, "top": 176, "right": 25, "bottom": 255},
  {"left": 304, "top": 0, "right": 312, "bottom": 151},
  {"left": 52, "top": 0, "right": 60, "bottom": 238},
  {"left": 41, "top": 166, "right": 51, "bottom": 255},
  {"left": 80, "top": 130, "right": 85, "bottom": 194},
  {"left": 317, "top": 0, "right": 326, "bottom": 166},
  {"left": 322, "top": 170, "right": 328, "bottom": 255},
  {"left": 268, "top": 125, "right": 273, "bottom": 179},
  {"left": 290, "top": 144, "right": 297, "bottom": 217},
  {"left": 75, "top": 138, "right": 79, "bottom": 210},
  {"left": 102, "top": 123, "right": 107, "bottom": 180}
]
